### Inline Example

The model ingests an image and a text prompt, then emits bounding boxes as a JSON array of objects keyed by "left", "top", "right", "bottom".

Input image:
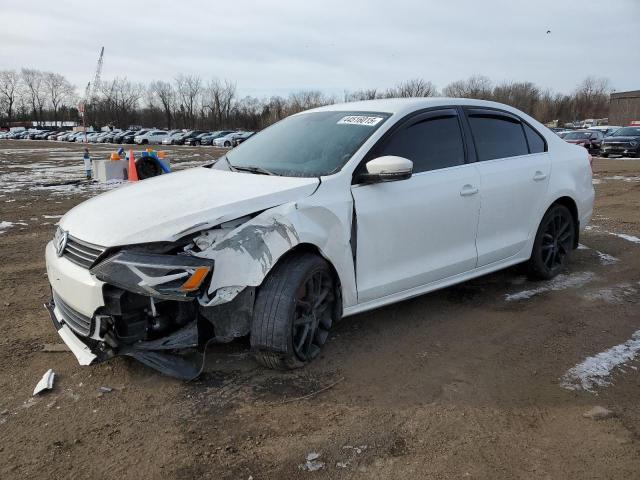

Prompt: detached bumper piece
[{"left": 44, "top": 298, "right": 206, "bottom": 380}]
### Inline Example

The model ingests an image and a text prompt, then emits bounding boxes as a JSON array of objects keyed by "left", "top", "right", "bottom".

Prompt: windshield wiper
[
  {"left": 223, "top": 155, "right": 237, "bottom": 172},
  {"left": 233, "top": 165, "right": 277, "bottom": 176}
]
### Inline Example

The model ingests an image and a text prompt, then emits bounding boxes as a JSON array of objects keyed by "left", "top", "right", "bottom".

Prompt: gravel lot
[{"left": 1, "top": 140, "right": 639, "bottom": 479}]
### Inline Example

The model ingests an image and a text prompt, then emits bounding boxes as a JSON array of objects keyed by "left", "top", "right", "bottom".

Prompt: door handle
[
  {"left": 460, "top": 185, "right": 479, "bottom": 197},
  {"left": 533, "top": 171, "right": 547, "bottom": 181}
]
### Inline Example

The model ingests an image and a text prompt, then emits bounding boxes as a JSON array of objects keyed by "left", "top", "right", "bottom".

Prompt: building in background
[{"left": 609, "top": 90, "right": 640, "bottom": 126}]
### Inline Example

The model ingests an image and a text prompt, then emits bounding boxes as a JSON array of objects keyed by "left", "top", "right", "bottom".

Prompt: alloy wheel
[
  {"left": 541, "top": 211, "right": 573, "bottom": 270},
  {"left": 292, "top": 270, "right": 334, "bottom": 361}
]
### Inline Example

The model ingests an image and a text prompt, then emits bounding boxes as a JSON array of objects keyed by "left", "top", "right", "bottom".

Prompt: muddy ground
[{"left": 0, "top": 140, "right": 639, "bottom": 479}]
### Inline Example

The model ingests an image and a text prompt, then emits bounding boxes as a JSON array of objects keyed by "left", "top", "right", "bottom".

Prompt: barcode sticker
[{"left": 337, "top": 115, "right": 383, "bottom": 126}]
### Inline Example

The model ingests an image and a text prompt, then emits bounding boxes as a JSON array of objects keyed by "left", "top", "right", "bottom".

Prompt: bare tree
[
  {"left": 492, "top": 81, "right": 540, "bottom": 115},
  {"left": 43, "top": 72, "right": 75, "bottom": 126},
  {"left": 21, "top": 68, "right": 48, "bottom": 125},
  {"left": 204, "top": 79, "right": 236, "bottom": 129},
  {"left": 175, "top": 75, "right": 202, "bottom": 128},
  {"left": 344, "top": 88, "right": 379, "bottom": 102},
  {"left": 443, "top": 75, "right": 493, "bottom": 99},
  {"left": 100, "top": 77, "right": 142, "bottom": 127},
  {"left": 573, "top": 76, "right": 611, "bottom": 120},
  {"left": 385, "top": 78, "right": 438, "bottom": 98},
  {"left": 0, "top": 70, "right": 20, "bottom": 124},
  {"left": 149, "top": 80, "right": 176, "bottom": 129}
]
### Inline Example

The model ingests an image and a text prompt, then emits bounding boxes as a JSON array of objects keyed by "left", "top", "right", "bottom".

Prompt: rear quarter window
[{"left": 523, "top": 124, "right": 547, "bottom": 153}]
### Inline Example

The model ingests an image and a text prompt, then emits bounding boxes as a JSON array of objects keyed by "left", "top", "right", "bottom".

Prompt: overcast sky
[{"left": 1, "top": 0, "right": 638, "bottom": 98}]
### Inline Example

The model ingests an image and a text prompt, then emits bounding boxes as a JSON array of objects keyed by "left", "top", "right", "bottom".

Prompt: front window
[
  {"left": 221, "top": 111, "right": 391, "bottom": 177},
  {"left": 610, "top": 127, "right": 640, "bottom": 137}
]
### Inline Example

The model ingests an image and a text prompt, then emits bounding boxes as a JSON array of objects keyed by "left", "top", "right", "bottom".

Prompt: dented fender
[{"left": 192, "top": 198, "right": 357, "bottom": 308}]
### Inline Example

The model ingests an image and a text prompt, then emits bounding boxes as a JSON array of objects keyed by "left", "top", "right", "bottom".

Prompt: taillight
[{"left": 588, "top": 154, "right": 593, "bottom": 172}]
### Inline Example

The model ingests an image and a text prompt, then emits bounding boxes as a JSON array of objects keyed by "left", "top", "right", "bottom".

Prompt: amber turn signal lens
[{"left": 179, "top": 267, "right": 210, "bottom": 292}]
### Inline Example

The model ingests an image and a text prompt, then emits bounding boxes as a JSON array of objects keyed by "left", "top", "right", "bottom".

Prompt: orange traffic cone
[{"left": 128, "top": 149, "right": 138, "bottom": 182}]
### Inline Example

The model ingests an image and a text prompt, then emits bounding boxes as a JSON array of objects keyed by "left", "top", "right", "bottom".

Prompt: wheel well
[
  {"left": 551, "top": 196, "right": 579, "bottom": 248},
  {"left": 268, "top": 243, "right": 343, "bottom": 315}
]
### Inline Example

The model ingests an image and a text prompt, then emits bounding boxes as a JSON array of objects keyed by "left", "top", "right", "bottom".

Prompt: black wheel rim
[
  {"left": 292, "top": 270, "right": 334, "bottom": 361},
  {"left": 541, "top": 211, "right": 573, "bottom": 270}
]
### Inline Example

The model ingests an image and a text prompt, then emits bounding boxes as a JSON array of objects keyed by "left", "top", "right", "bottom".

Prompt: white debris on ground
[
  {"left": 0, "top": 220, "right": 27, "bottom": 233},
  {"left": 577, "top": 243, "right": 590, "bottom": 250},
  {"left": 582, "top": 282, "right": 639, "bottom": 303},
  {"left": 33, "top": 369, "right": 55, "bottom": 395},
  {"left": 583, "top": 406, "right": 615, "bottom": 420},
  {"left": 505, "top": 272, "right": 594, "bottom": 301},
  {"left": 299, "top": 452, "right": 325, "bottom": 471},
  {"left": 596, "top": 251, "right": 619, "bottom": 265},
  {"left": 561, "top": 330, "right": 640, "bottom": 392}
]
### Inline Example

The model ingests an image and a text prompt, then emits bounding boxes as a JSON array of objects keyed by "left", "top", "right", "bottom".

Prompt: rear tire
[
  {"left": 250, "top": 253, "right": 337, "bottom": 370},
  {"left": 527, "top": 204, "right": 575, "bottom": 280}
]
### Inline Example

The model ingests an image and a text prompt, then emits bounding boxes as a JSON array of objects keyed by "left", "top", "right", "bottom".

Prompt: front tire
[
  {"left": 250, "top": 253, "right": 337, "bottom": 370},
  {"left": 527, "top": 204, "right": 575, "bottom": 280}
]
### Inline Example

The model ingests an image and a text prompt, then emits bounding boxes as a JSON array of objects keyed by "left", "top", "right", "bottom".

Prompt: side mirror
[{"left": 356, "top": 156, "right": 413, "bottom": 184}]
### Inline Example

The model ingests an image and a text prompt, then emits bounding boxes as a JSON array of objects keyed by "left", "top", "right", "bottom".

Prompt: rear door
[
  {"left": 464, "top": 108, "right": 551, "bottom": 266},
  {"left": 351, "top": 108, "right": 481, "bottom": 303}
]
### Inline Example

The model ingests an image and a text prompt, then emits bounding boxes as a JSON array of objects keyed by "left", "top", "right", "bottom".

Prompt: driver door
[{"left": 351, "top": 109, "right": 481, "bottom": 303}]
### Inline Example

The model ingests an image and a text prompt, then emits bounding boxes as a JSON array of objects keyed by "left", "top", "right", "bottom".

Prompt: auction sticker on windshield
[{"left": 337, "top": 115, "right": 384, "bottom": 126}]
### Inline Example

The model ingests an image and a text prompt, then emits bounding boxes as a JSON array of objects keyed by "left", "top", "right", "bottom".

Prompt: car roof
[{"left": 307, "top": 97, "right": 533, "bottom": 117}]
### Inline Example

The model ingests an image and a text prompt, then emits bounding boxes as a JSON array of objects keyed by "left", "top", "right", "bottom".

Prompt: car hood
[
  {"left": 60, "top": 167, "right": 319, "bottom": 247},
  {"left": 603, "top": 136, "right": 640, "bottom": 143}
]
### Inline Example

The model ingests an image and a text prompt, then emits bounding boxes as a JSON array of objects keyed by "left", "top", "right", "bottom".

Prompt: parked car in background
[
  {"left": 232, "top": 131, "right": 255, "bottom": 147},
  {"left": 588, "top": 126, "right": 622, "bottom": 137},
  {"left": 600, "top": 126, "right": 640, "bottom": 158},
  {"left": 184, "top": 132, "right": 212, "bottom": 146},
  {"left": 174, "top": 130, "right": 208, "bottom": 145},
  {"left": 200, "top": 130, "right": 236, "bottom": 145},
  {"left": 134, "top": 130, "right": 168, "bottom": 145},
  {"left": 122, "top": 129, "right": 148, "bottom": 144},
  {"left": 162, "top": 131, "right": 184, "bottom": 145},
  {"left": 563, "top": 130, "right": 604, "bottom": 153},
  {"left": 213, "top": 131, "right": 246, "bottom": 147},
  {"left": 111, "top": 130, "right": 132, "bottom": 143}
]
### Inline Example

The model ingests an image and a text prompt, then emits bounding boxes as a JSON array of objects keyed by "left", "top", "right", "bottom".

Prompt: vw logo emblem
[{"left": 55, "top": 230, "right": 68, "bottom": 257}]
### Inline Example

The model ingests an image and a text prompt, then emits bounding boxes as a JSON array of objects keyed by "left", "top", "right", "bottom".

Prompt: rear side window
[
  {"left": 468, "top": 115, "right": 529, "bottom": 161},
  {"left": 524, "top": 124, "right": 546, "bottom": 153},
  {"left": 377, "top": 115, "right": 465, "bottom": 173}
]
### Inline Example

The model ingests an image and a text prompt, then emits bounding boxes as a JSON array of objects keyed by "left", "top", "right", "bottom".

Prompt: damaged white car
[{"left": 45, "top": 98, "right": 594, "bottom": 378}]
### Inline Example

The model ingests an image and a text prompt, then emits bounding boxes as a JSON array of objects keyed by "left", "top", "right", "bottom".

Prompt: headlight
[
  {"left": 631, "top": 141, "right": 639, "bottom": 147},
  {"left": 90, "top": 251, "right": 214, "bottom": 301}
]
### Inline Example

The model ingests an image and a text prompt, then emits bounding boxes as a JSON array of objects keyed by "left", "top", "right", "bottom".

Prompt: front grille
[
  {"left": 604, "top": 142, "right": 631, "bottom": 148},
  {"left": 63, "top": 235, "right": 106, "bottom": 269},
  {"left": 52, "top": 290, "right": 93, "bottom": 337}
]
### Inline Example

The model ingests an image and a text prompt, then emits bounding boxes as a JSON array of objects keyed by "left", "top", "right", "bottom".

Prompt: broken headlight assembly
[{"left": 90, "top": 251, "right": 214, "bottom": 301}]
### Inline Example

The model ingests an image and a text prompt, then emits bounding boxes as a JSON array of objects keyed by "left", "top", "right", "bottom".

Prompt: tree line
[{"left": 0, "top": 68, "right": 612, "bottom": 130}]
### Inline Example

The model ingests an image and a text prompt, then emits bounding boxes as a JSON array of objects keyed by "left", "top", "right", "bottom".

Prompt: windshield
[
  {"left": 611, "top": 127, "right": 640, "bottom": 137},
  {"left": 223, "top": 111, "right": 391, "bottom": 177},
  {"left": 564, "top": 131, "right": 592, "bottom": 140}
]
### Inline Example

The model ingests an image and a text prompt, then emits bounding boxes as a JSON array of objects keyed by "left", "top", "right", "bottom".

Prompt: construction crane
[{"left": 80, "top": 47, "right": 105, "bottom": 140}]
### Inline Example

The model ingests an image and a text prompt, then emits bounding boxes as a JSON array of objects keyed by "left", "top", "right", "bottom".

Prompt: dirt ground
[{"left": 1, "top": 140, "right": 639, "bottom": 479}]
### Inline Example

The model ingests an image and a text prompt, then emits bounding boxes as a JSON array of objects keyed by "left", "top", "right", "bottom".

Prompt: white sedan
[{"left": 44, "top": 98, "right": 593, "bottom": 378}]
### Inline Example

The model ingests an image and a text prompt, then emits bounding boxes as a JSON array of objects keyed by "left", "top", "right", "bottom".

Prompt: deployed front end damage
[{"left": 44, "top": 213, "right": 304, "bottom": 379}]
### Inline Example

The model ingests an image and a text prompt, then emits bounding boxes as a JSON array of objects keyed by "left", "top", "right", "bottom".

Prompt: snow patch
[
  {"left": 611, "top": 232, "right": 640, "bottom": 244},
  {"left": 561, "top": 330, "right": 640, "bottom": 391},
  {"left": 505, "top": 272, "right": 594, "bottom": 301},
  {"left": 596, "top": 251, "right": 619, "bottom": 265},
  {"left": 582, "top": 282, "right": 639, "bottom": 304}
]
